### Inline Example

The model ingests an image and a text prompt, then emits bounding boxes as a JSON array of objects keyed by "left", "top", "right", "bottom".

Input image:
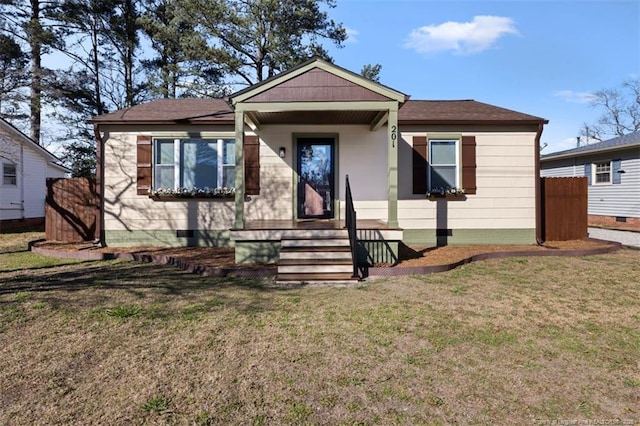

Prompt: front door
[{"left": 297, "top": 138, "right": 335, "bottom": 219}]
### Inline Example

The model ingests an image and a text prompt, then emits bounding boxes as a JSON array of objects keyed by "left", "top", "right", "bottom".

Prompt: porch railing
[{"left": 345, "top": 174, "right": 360, "bottom": 279}]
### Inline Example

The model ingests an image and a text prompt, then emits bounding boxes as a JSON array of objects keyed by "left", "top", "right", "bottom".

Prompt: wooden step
[
  {"left": 281, "top": 238, "right": 350, "bottom": 248},
  {"left": 278, "top": 264, "right": 354, "bottom": 274},
  {"left": 276, "top": 272, "right": 359, "bottom": 283},
  {"left": 278, "top": 259, "right": 352, "bottom": 266},
  {"left": 277, "top": 231, "right": 358, "bottom": 283},
  {"left": 279, "top": 250, "right": 352, "bottom": 261}
]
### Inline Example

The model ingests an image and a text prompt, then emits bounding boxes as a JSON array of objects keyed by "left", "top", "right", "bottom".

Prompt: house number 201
[{"left": 391, "top": 125, "right": 397, "bottom": 148}]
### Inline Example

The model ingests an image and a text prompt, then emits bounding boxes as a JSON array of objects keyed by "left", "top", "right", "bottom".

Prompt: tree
[
  {"left": 583, "top": 78, "right": 640, "bottom": 140},
  {"left": 0, "top": 34, "right": 29, "bottom": 121},
  {"left": 139, "top": 0, "right": 226, "bottom": 98},
  {"left": 0, "top": 0, "right": 63, "bottom": 143},
  {"left": 360, "top": 63, "right": 381, "bottom": 82},
  {"left": 180, "top": 0, "right": 347, "bottom": 85}
]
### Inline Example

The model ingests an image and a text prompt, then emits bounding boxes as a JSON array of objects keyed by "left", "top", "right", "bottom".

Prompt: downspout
[
  {"left": 535, "top": 123, "right": 544, "bottom": 245},
  {"left": 20, "top": 142, "right": 25, "bottom": 219},
  {"left": 94, "top": 124, "right": 105, "bottom": 246}
]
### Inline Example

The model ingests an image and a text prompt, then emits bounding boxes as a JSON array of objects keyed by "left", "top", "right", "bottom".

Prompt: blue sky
[{"left": 324, "top": 0, "right": 640, "bottom": 153}]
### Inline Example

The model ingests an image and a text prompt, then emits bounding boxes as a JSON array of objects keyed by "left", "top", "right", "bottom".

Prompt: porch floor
[{"left": 238, "top": 219, "right": 400, "bottom": 231}]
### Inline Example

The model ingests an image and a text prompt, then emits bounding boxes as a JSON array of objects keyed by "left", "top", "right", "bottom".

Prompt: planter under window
[
  {"left": 426, "top": 189, "right": 466, "bottom": 200},
  {"left": 149, "top": 188, "right": 236, "bottom": 201}
]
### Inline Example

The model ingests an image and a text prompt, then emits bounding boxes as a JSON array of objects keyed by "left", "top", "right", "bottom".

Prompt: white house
[
  {"left": 0, "top": 118, "right": 69, "bottom": 231},
  {"left": 541, "top": 131, "right": 640, "bottom": 229}
]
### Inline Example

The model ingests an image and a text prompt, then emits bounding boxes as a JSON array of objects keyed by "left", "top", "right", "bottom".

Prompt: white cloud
[
  {"left": 404, "top": 15, "right": 519, "bottom": 55},
  {"left": 345, "top": 28, "right": 359, "bottom": 44},
  {"left": 553, "top": 90, "right": 596, "bottom": 104}
]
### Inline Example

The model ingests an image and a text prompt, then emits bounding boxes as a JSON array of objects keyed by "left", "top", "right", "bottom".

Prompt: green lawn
[{"left": 0, "top": 234, "right": 638, "bottom": 425}]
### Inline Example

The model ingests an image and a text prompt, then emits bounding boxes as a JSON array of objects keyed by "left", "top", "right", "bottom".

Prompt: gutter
[
  {"left": 20, "top": 141, "right": 25, "bottom": 219},
  {"left": 94, "top": 124, "right": 105, "bottom": 246},
  {"left": 535, "top": 123, "right": 545, "bottom": 245}
]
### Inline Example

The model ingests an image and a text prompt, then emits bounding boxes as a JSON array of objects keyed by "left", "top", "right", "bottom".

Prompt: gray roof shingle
[{"left": 541, "top": 131, "right": 640, "bottom": 160}]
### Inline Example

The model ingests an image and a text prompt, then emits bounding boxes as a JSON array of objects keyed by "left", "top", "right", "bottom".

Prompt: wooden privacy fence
[
  {"left": 541, "top": 177, "right": 588, "bottom": 241},
  {"left": 45, "top": 177, "right": 99, "bottom": 242}
]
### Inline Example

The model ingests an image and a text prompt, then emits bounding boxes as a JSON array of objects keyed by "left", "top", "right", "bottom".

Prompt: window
[
  {"left": 153, "top": 138, "right": 235, "bottom": 191},
  {"left": 593, "top": 161, "right": 611, "bottom": 184},
  {"left": 3, "top": 163, "right": 16, "bottom": 185},
  {"left": 428, "top": 139, "right": 460, "bottom": 193}
]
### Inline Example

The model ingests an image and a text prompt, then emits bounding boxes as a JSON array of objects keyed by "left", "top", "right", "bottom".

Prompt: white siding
[
  {"left": 398, "top": 130, "right": 538, "bottom": 230},
  {"left": 542, "top": 148, "right": 640, "bottom": 218},
  {"left": 102, "top": 129, "right": 236, "bottom": 233}
]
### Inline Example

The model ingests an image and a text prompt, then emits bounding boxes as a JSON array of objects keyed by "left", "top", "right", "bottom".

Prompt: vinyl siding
[
  {"left": 542, "top": 147, "right": 640, "bottom": 218},
  {"left": 398, "top": 130, "right": 537, "bottom": 231},
  {"left": 101, "top": 127, "right": 236, "bottom": 241}
]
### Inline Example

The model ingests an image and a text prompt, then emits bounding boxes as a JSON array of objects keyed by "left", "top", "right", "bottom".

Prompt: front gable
[{"left": 231, "top": 58, "right": 407, "bottom": 106}]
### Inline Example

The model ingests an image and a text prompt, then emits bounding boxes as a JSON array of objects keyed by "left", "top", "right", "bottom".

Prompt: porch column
[
  {"left": 234, "top": 110, "right": 245, "bottom": 229},
  {"left": 387, "top": 106, "right": 399, "bottom": 228}
]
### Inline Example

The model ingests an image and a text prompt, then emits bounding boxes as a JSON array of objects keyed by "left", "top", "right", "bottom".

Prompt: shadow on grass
[{"left": 0, "top": 260, "right": 276, "bottom": 299}]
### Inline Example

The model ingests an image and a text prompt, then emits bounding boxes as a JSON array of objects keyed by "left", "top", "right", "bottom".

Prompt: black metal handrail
[{"left": 345, "top": 174, "right": 359, "bottom": 279}]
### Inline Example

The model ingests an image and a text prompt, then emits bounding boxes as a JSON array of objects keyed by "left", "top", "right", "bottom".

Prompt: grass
[{"left": 0, "top": 232, "right": 638, "bottom": 424}]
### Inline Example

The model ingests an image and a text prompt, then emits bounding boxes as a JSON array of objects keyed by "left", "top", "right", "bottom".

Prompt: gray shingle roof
[{"left": 541, "top": 131, "right": 640, "bottom": 160}]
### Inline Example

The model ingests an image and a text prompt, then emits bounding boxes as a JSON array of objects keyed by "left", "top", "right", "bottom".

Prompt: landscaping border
[
  {"left": 368, "top": 238, "right": 622, "bottom": 276},
  {"left": 29, "top": 238, "right": 621, "bottom": 279}
]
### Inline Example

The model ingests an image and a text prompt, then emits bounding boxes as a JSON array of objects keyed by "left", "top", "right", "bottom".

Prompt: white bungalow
[{"left": 91, "top": 59, "right": 547, "bottom": 281}]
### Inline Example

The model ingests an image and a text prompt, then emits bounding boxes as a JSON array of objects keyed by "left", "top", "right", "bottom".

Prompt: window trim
[
  {"left": 592, "top": 160, "right": 612, "bottom": 185},
  {"left": 2, "top": 162, "right": 17, "bottom": 186},
  {"left": 427, "top": 134, "right": 462, "bottom": 194},
  {"left": 152, "top": 137, "right": 235, "bottom": 193}
]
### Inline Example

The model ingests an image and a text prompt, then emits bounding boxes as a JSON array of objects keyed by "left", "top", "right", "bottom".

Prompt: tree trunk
[{"left": 29, "top": 0, "right": 42, "bottom": 143}]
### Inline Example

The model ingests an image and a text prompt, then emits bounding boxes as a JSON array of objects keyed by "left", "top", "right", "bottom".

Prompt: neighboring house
[
  {"left": 91, "top": 58, "right": 547, "bottom": 265},
  {"left": 541, "top": 131, "right": 640, "bottom": 228},
  {"left": 0, "top": 118, "right": 69, "bottom": 231}
]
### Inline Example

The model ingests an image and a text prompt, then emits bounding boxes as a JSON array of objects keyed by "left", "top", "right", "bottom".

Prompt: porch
[{"left": 230, "top": 219, "right": 404, "bottom": 273}]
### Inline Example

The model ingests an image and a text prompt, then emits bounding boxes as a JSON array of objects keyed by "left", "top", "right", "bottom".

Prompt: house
[
  {"left": 541, "top": 131, "right": 640, "bottom": 229},
  {"left": 0, "top": 117, "right": 69, "bottom": 231},
  {"left": 90, "top": 59, "right": 547, "bottom": 278}
]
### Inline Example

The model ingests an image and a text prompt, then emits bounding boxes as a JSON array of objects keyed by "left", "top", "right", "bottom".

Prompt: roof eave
[
  {"left": 541, "top": 141, "right": 640, "bottom": 161},
  {"left": 89, "top": 119, "right": 235, "bottom": 125},
  {"left": 398, "top": 119, "right": 548, "bottom": 125}
]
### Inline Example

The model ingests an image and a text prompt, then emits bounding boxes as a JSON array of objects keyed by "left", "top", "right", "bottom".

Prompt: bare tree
[{"left": 584, "top": 78, "right": 640, "bottom": 139}]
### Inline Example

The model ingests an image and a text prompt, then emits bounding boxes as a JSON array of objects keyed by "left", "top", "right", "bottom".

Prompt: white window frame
[
  {"left": 593, "top": 160, "right": 612, "bottom": 185},
  {"left": 2, "top": 162, "right": 17, "bottom": 186},
  {"left": 153, "top": 138, "right": 235, "bottom": 191},
  {"left": 428, "top": 138, "right": 461, "bottom": 193}
]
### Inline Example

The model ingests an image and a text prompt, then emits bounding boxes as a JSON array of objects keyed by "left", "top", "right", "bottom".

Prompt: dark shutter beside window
[
  {"left": 412, "top": 136, "right": 428, "bottom": 194},
  {"left": 136, "top": 135, "right": 152, "bottom": 195},
  {"left": 584, "top": 163, "right": 592, "bottom": 185},
  {"left": 244, "top": 135, "right": 260, "bottom": 195},
  {"left": 612, "top": 159, "right": 622, "bottom": 184},
  {"left": 461, "top": 135, "right": 476, "bottom": 195}
]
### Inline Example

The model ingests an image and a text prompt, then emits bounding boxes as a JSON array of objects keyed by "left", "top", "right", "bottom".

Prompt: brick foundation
[
  {"left": 0, "top": 217, "right": 45, "bottom": 233},
  {"left": 589, "top": 215, "right": 640, "bottom": 231}
]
